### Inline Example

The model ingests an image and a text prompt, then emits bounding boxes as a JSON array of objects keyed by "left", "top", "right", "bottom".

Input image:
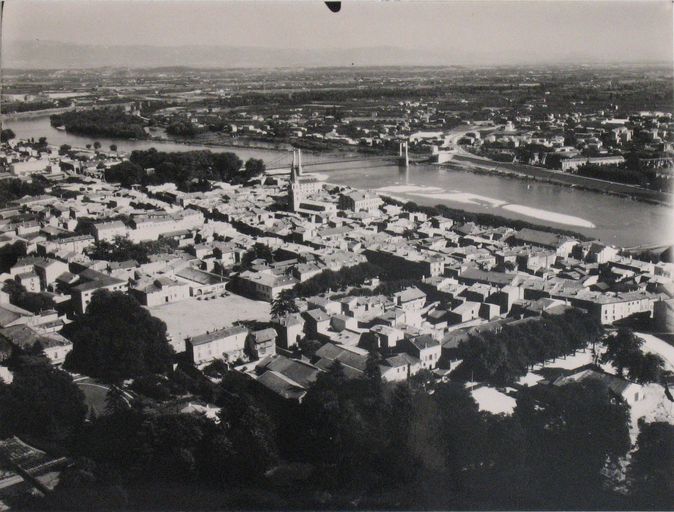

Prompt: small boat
[{"left": 55, "top": 125, "right": 66, "bottom": 131}]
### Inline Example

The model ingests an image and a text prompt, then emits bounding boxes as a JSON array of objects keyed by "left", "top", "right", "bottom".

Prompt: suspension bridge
[
  {"left": 264, "top": 144, "right": 412, "bottom": 175},
  {"left": 264, "top": 151, "right": 395, "bottom": 174}
]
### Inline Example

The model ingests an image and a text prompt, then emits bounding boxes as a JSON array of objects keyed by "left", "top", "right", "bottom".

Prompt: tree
[
  {"left": 244, "top": 158, "right": 266, "bottom": 178},
  {"left": 59, "top": 143, "right": 72, "bottom": 155},
  {"left": 85, "top": 144, "right": 92, "bottom": 150},
  {"left": 63, "top": 291, "right": 174, "bottom": 383},
  {"left": 629, "top": 421, "right": 674, "bottom": 509},
  {"left": 0, "top": 361, "right": 87, "bottom": 443},
  {"left": 602, "top": 328, "right": 664, "bottom": 383},
  {"left": 93, "top": 141, "right": 101, "bottom": 151},
  {"left": 105, "top": 385, "right": 130, "bottom": 415},
  {"left": 104, "top": 161, "right": 145, "bottom": 188},
  {"left": 628, "top": 352, "right": 665, "bottom": 384},
  {"left": 110, "top": 144, "right": 118, "bottom": 154},
  {"left": 0, "top": 240, "right": 27, "bottom": 273},
  {"left": 46, "top": 457, "right": 128, "bottom": 510},
  {"left": 271, "top": 289, "right": 299, "bottom": 318},
  {"left": 2, "top": 279, "right": 56, "bottom": 314},
  {"left": 515, "top": 381, "right": 631, "bottom": 508},
  {"left": 602, "top": 328, "right": 643, "bottom": 376},
  {"left": 0, "top": 129, "right": 15, "bottom": 143}
]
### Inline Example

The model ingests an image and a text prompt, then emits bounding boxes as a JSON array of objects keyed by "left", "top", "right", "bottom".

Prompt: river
[{"left": 5, "top": 115, "right": 673, "bottom": 248}]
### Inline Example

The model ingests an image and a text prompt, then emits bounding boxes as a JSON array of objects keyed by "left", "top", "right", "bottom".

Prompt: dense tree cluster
[
  {"left": 2, "top": 280, "right": 56, "bottom": 314},
  {"left": 0, "top": 178, "right": 46, "bottom": 208},
  {"left": 0, "top": 240, "right": 27, "bottom": 274},
  {"left": 575, "top": 163, "right": 670, "bottom": 192},
  {"left": 292, "top": 262, "right": 383, "bottom": 297},
  {"left": 46, "top": 367, "right": 636, "bottom": 509},
  {"left": 50, "top": 109, "right": 147, "bottom": 139},
  {"left": 0, "top": 128, "right": 16, "bottom": 143},
  {"left": 602, "top": 328, "right": 666, "bottom": 383},
  {"left": 104, "top": 149, "right": 263, "bottom": 191},
  {"left": 166, "top": 120, "right": 206, "bottom": 137},
  {"left": 86, "top": 235, "right": 178, "bottom": 264},
  {"left": 456, "top": 310, "right": 603, "bottom": 386},
  {"left": 3, "top": 101, "right": 61, "bottom": 114},
  {"left": 628, "top": 421, "right": 674, "bottom": 509},
  {"left": 63, "top": 291, "right": 174, "bottom": 383},
  {"left": 0, "top": 361, "right": 86, "bottom": 444}
]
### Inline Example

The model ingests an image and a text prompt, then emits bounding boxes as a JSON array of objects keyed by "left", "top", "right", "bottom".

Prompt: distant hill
[
  {"left": 5, "top": 40, "right": 670, "bottom": 70},
  {"left": 4, "top": 40, "right": 456, "bottom": 69}
]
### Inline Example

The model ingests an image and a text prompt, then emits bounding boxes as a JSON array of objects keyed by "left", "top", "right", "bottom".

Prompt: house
[
  {"left": 380, "top": 352, "right": 421, "bottom": 382},
  {"left": 187, "top": 325, "right": 248, "bottom": 366},
  {"left": 70, "top": 269, "right": 128, "bottom": 314},
  {"left": 254, "top": 354, "right": 322, "bottom": 403},
  {"left": 313, "top": 342, "right": 369, "bottom": 379},
  {"left": 236, "top": 270, "right": 297, "bottom": 302},
  {"left": 338, "top": 190, "right": 383, "bottom": 212},
  {"left": 91, "top": 220, "right": 128, "bottom": 242},
  {"left": 553, "top": 366, "right": 645, "bottom": 406},
  {"left": 11, "top": 257, "right": 69, "bottom": 291},
  {"left": 174, "top": 266, "right": 228, "bottom": 297},
  {"left": 247, "top": 328, "right": 277, "bottom": 360},
  {"left": 0, "top": 324, "right": 72, "bottom": 365},
  {"left": 446, "top": 301, "right": 481, "bottom": 325},
  {"left": 130, "top": 277, "right": 190, "bottom": 306},
  {"left": 370, "top": 324, "right": 404, "bottom": 351},
  {"left": 393, "top": 286, "right": 426, "bottom": 311},
  {"left": 303, "top": 308, "right": 331, "bottom": 337},
  {"left": 402, "top": 334, "right": 441, "bottom": 370},
  {"left": 273, "top": 313, "right": 305, "bottom": 349},
  {"left": 14, "top": 272, "right": 40, "bottom": 293},
  {"left": 0, "top": 303, "right": 34, "bottom": 328},
  {"left": 306, "top": 296, "right": 341, "bottom": 315}
]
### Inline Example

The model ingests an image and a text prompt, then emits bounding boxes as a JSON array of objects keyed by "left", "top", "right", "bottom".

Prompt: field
[{"left": 148, "top": 294, "right": 271, "bottom": 352}]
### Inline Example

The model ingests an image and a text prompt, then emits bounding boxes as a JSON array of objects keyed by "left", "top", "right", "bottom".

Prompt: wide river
[{"left": 6, "top": 116, "right": 673, "bottom": 248}]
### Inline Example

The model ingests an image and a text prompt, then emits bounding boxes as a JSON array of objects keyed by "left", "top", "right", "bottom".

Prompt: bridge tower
[{"left": 398, "top": 141, "right": 409, "bottom": 168}]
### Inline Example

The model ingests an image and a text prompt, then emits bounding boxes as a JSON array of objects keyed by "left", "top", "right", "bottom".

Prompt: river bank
[{"left": 445, "top": 156, "right": 673, "bottom": 207}]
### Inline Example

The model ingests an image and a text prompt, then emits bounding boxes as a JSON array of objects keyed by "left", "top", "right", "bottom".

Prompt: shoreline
[
  {"left": 440, "top": 158, "right": 673, "bottom": 207},
  {"left": 311, "top": 174, "right": 594, "bottom": 242}
]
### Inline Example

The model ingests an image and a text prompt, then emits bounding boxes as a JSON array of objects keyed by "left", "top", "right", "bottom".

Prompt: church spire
[{"left": 290, "top": 149, "right": 297, "bottom": 182}]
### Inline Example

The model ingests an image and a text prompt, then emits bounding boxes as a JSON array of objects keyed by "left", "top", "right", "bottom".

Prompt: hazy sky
[{"left": 3, "top": 0, "right": 673, "bottom": 63}]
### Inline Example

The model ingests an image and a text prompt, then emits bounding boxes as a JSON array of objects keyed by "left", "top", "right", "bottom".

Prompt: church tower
[{"left": 288, "top": 150, "right": 301, "bottom": 211}]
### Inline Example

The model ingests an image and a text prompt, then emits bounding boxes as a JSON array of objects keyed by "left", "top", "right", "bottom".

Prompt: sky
[{"left": 2, "top": 0, "right": 673, "bottom": 64}]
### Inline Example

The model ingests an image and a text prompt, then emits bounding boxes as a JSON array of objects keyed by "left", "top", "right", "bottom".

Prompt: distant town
[{"left": 0, "top": 62, "right": 671, "bottom": 510}]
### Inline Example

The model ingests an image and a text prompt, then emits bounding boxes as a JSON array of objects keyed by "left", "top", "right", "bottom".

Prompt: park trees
[
  {"left": 104, "top": 161, "right": 146, "bottom": 188},
  {"left": 515, "top": 380, "right": 631, "bottom": 508},
  {"left": 456, "top": 309, "right": 602, "bottom": 386},
  {"left": 2, "top": 280, "right": 56, "bottom": 314},
  {"left": 243, "top": 158, "right": 266, "bottom": 178},
  {"left": 629, "top": 421, "right": 674, "bottom": 509},
  {"left": 0, "top": 361, "right": 87, "bottom": 444},
  {"left": 0, "top": 129, "right": 15, "bottom": 143},
  {"left": 63, "top": 291, "right": 174, "bottom": 383},
  {"left": 602, "top": 328, "right": 665, "bottom": 383}
]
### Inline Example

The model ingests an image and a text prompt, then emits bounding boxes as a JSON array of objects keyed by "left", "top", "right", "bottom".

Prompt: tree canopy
[
  {"left": 602, "top": 328, "right": 665, "bottom": 383},
  {"left": 63, "top": 291, "right": 174, "bottom": 383},
  {"left": 0, "top": 361, "right": 87, "bottom": 444},
  {"left": 50, "top": 109, "right": 146, "bottom": 139}
]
